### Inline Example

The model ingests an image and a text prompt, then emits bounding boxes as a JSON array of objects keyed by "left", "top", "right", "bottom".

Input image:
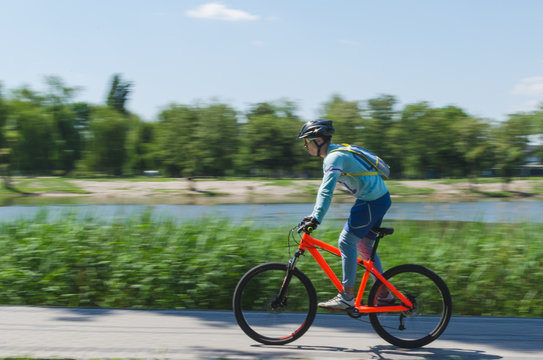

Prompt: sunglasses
[{"left": 304, "top": 138, "right": 317, "bottom": 145}]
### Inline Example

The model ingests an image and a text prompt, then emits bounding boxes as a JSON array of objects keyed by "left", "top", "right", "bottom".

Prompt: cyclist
[{"left": 298, "top": 119, "right": 393, "bottom": 309}]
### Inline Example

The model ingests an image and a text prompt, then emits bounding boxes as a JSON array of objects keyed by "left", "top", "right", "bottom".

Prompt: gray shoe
[{"left": 318, "top": 293, "right": 354, "bottom": 310}]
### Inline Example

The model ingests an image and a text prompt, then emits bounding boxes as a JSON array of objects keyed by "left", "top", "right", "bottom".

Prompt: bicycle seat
[{"left": 375, "top": 227, "right": 394, "bottom": 236}]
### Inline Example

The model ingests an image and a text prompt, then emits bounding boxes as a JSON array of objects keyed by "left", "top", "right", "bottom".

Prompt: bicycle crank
[{"left": 347, "top": 307, "right": 367, "bottom": 319}]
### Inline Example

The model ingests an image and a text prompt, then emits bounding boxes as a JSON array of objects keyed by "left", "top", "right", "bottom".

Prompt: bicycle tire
[
  {"left": 368, "top": 264, "right": 452, "bottom": 348},
  {"left": 233, "top": 262, "right": 317, "bottom": 345}
]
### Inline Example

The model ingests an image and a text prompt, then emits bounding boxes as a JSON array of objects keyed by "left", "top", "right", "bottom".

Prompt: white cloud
[
  {"left": 508, "top": 99, "right": 541, "bottom": 114},
  {"left": 185, "top": 2, "right": 259, "bottom": 21},
  {"left": 511, "top": 76, "right": 543, "bottom": 96}
]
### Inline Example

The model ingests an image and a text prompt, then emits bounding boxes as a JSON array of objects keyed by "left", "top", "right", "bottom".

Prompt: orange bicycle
[{"left": 233, "top": 226, "right": 452, "bottom": 348}]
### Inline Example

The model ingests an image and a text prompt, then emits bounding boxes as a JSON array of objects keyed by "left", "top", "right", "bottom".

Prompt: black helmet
[{"left": 297, "top": 119, "right": 335, "bottom": 139}]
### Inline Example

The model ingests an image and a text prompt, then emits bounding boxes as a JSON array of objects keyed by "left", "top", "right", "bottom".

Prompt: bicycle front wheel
[
  {"left": 233, "top": 262, "right": 317, "bottom": 345},
  {"left": 368, "top": 264, "right": 452, "bottom": 348}
]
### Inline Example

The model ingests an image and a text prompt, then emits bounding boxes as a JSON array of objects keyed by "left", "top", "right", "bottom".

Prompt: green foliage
[
  {"left": 0, "top": 216, "right": 541, "bottom": 317},
  {"left": 152, "top": 102, "right": 240, "bottom": 177},
  {"left": 11, "top": 178, "right": 89, "bottom": 194},
  {"left": 377, "top": 221, "right": 543, "bottom": 317},
  {"left": 0, "top": 83, "right": 8, "bottom": 149},
  {"left": 125, "top": 121, "right": 156, "bottom": 174},
  {"left": 385, "top": 181, "right": 436, "bottom": 196},
  {"left": 0, "top": 77, "right": 542, "bottom": 179},
  {"left": 106, "top": 74, "right": 131, "bottom": 115},
  {"left": 452, "top": 114, "right": 493, "bottom": 177},
  {"left": 389, "top": 103, "right": 464, "bottom": 178},
  {"left": 493, "top": 113, "right": 535, "bottom": 181},
  {"left": 82, "top": 106, "right": 133, "bottom": 175},
  {"left": 321, "top": 94, "right": 363, "bottom": 145},
  {"left": 361, "top": 94, "right": 397, "bottom": 159},
  {"left": 7, "top": 99, "right": 58, "bottom": 173},
  {"left": 194, "top": 103, "right": 239, "bottom": 176},
  {"left": 241, "top": 104, "right": 305, "bottom": 176},
  {"left": 153, "top": 104, "right": 198, "bottom": 177},
  {"left": 0, "top": 215, "right": 275, "bottom": 309}
]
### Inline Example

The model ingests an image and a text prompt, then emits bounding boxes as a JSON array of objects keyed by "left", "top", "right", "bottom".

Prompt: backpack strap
[
  {"left": 341, "top": 171, "right": 379, "bottom": 177},
  {"left": 330, "top": 144, "right": 380, "bottom": 177}
]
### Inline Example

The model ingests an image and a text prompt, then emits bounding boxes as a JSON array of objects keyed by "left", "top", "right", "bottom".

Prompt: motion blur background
[
  {"left": 0, "top": 1, "right": 542, "bottom": 321},
  {"left": 0, "top": 0, "right": 542, "bottom": 180}
]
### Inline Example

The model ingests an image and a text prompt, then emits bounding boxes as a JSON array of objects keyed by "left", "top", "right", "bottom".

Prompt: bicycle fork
[{"left": 271, "top": 249, "right": 305, "bottom": 309}]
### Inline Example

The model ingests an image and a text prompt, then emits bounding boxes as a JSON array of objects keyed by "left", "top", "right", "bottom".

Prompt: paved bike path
[{"left": 0, "top": 306, "right": 541, "bottom": 359}]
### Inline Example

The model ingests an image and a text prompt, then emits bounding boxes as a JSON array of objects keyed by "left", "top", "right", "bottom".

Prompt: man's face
[{"left": 304, "top": 137, "right": 320, "bottom": 157}]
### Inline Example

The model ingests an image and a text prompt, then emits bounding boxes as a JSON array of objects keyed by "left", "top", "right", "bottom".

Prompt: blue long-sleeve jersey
[{"left": 310, "top": 143, "right": 389, "bottom": 223}]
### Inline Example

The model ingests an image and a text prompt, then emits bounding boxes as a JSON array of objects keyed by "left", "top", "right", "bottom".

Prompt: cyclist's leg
[
  {"left": 356, "top": 229, "right": 394, "bottom": 303},
  {"left": 357, "top": 230, "right": 384, "bottom": 276},
  {"left": 340, "top": 193, "right": 391, "bottom": 289},
  {"left": 341, "top": 226, "right": 383, "bottom": 287},
  {"left": 318, "top": 229, "right": 360, "bottom": 309},
  {"left": 338, "top": 229, "right": 360, "bottom": 289},
  {"left": 320, "top": 193, "right": 391, "bottom": 309}
]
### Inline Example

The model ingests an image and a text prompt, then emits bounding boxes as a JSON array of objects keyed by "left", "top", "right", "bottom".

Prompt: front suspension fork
[{"left": 272, "top": 249, "right": 305, "bottom": 308}]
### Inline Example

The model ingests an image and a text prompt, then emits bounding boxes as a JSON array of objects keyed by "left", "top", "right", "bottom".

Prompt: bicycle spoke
[
  {"left": 233, "top": 262, "right": 317, "bottom": 345},
  {"left": 369, "top": 264, "right": 452, "bottom": 348}
]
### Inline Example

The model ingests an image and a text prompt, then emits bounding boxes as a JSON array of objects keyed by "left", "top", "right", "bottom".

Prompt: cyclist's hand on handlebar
[{"left": 298, "top": 216, "right": 319, "bottom": 234}]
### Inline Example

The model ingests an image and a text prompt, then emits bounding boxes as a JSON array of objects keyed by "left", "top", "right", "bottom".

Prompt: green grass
[
  {"left": 13, "top": 178, "right": 89, "bottom": 194},
  {"left": 532, "top": 181, "right": 543, "bottom": 194},
  {"left": 68, "top": 176, "right": 179, "bottom": 182},
  {"left": 437, "top": 177, "right": 543, "bottom": 184},
  {"left": 0, "top": 214, "right": 541, "bottom": 317},
  {"left": 436, "top": 178, "right": 503, "bottom": 185},
  {"left": 470, "top": 190, "right": 515, "bottom": 198},
  {"left": 386, "top": 181, "right": 436, "bottom": 196},
  {"left": 263, "top": 179, "right": 296, "bottom": 187}
]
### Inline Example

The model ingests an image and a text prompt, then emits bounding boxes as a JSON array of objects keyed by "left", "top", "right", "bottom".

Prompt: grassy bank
[
  {"left": 0, "top": 214, "right": 541, "bottom": 317},
  {"left": 0, "top": 177, "right": 90, "bottom": 195}
]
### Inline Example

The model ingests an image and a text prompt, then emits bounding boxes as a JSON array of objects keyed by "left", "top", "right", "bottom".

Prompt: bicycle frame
[{"left": 294, "top": 232, "right": 414, "bottom": 313}]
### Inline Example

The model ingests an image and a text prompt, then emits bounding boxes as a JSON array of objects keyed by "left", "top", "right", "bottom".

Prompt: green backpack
[{"left": 329, "top": 144, "right": 390, "bottom": 179}]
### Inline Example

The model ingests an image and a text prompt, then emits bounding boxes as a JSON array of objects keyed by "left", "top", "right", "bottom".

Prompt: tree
[
  {"left": 320, "top": 94, "right": 363, "bottom": 145},
  {"left": 153, "top": 102, "right": 240, "bottom": 177},
  {"left": 0, "top": 83, "right": 12, "bottom": 188},
  {"left": 493, "top": 113, "right": 534, "bottom": 187},
  {"left": 7, "top": 99, "right": 57, "bottom": 174},
  {"left": 361, "top": 94, "right": 399, "bottom": 173},
  {"left": 388, "top": 103, "right": 464, "bottom": 178},
  {"left": 193, "top": 103, "right": 239, "bottom": 176},
  {"left": 82, "top": 106, "right": 130, "bottom": 175},
  {"left": 72, "top": 102, "right": 91, "bottom": 131},
  {"left": 242, "top": 102, "right": 305, "bottom": 176},
  {"left": 0, "top": 83, "right": 7, "bottom": 148},
  {"left": 44, "top": 77, "right": 83, "bottom": 174},
  {"left": 125, "top": 120, "right": 156, "bottom": 175},
  {"left": 106, "top": 74, "right": 131, "bottom": 114},
  {"left": 247, "top": 102, "right": 275, "bottom": 117},
  {"left": 43, "top": 76, "right": 80, "bottom": 107},
  {"left": 532, "top": 105, "right": 543, "bottom": 162},
  {"left": 452, "top": 115, "right": 493, "bottom": 181},
  {"left": 153, "top": 105, "right": 199, "bottom": 177},
  {"left": 1, "top": 78, "right": 85, "bottom": 175}
]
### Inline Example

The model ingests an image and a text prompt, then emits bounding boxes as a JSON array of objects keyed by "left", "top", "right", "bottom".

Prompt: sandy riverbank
[{"left": 60, "top": 178, "right": 542, "bottom": 204}]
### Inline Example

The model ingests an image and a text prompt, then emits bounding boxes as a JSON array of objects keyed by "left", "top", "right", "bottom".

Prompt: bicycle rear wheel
[
  {"left": 368, "top": 264, "right": 452, "bottom": 348},
  {"left": 233, "top": 262, "right": 317, "bottom": 345}
]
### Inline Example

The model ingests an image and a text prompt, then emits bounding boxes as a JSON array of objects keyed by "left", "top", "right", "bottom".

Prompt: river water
[{"left": 0, "top": 200, "right": 541, "bottom": 225}]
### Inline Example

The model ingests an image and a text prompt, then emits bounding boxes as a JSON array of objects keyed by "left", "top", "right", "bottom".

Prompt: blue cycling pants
[{"left": 339, "top": 192, "right": 391, "bottom": 288}]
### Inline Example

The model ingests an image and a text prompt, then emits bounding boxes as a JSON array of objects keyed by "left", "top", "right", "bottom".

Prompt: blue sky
[{"left": 2, "top": 0, "right": 543, "bottom": 122}]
